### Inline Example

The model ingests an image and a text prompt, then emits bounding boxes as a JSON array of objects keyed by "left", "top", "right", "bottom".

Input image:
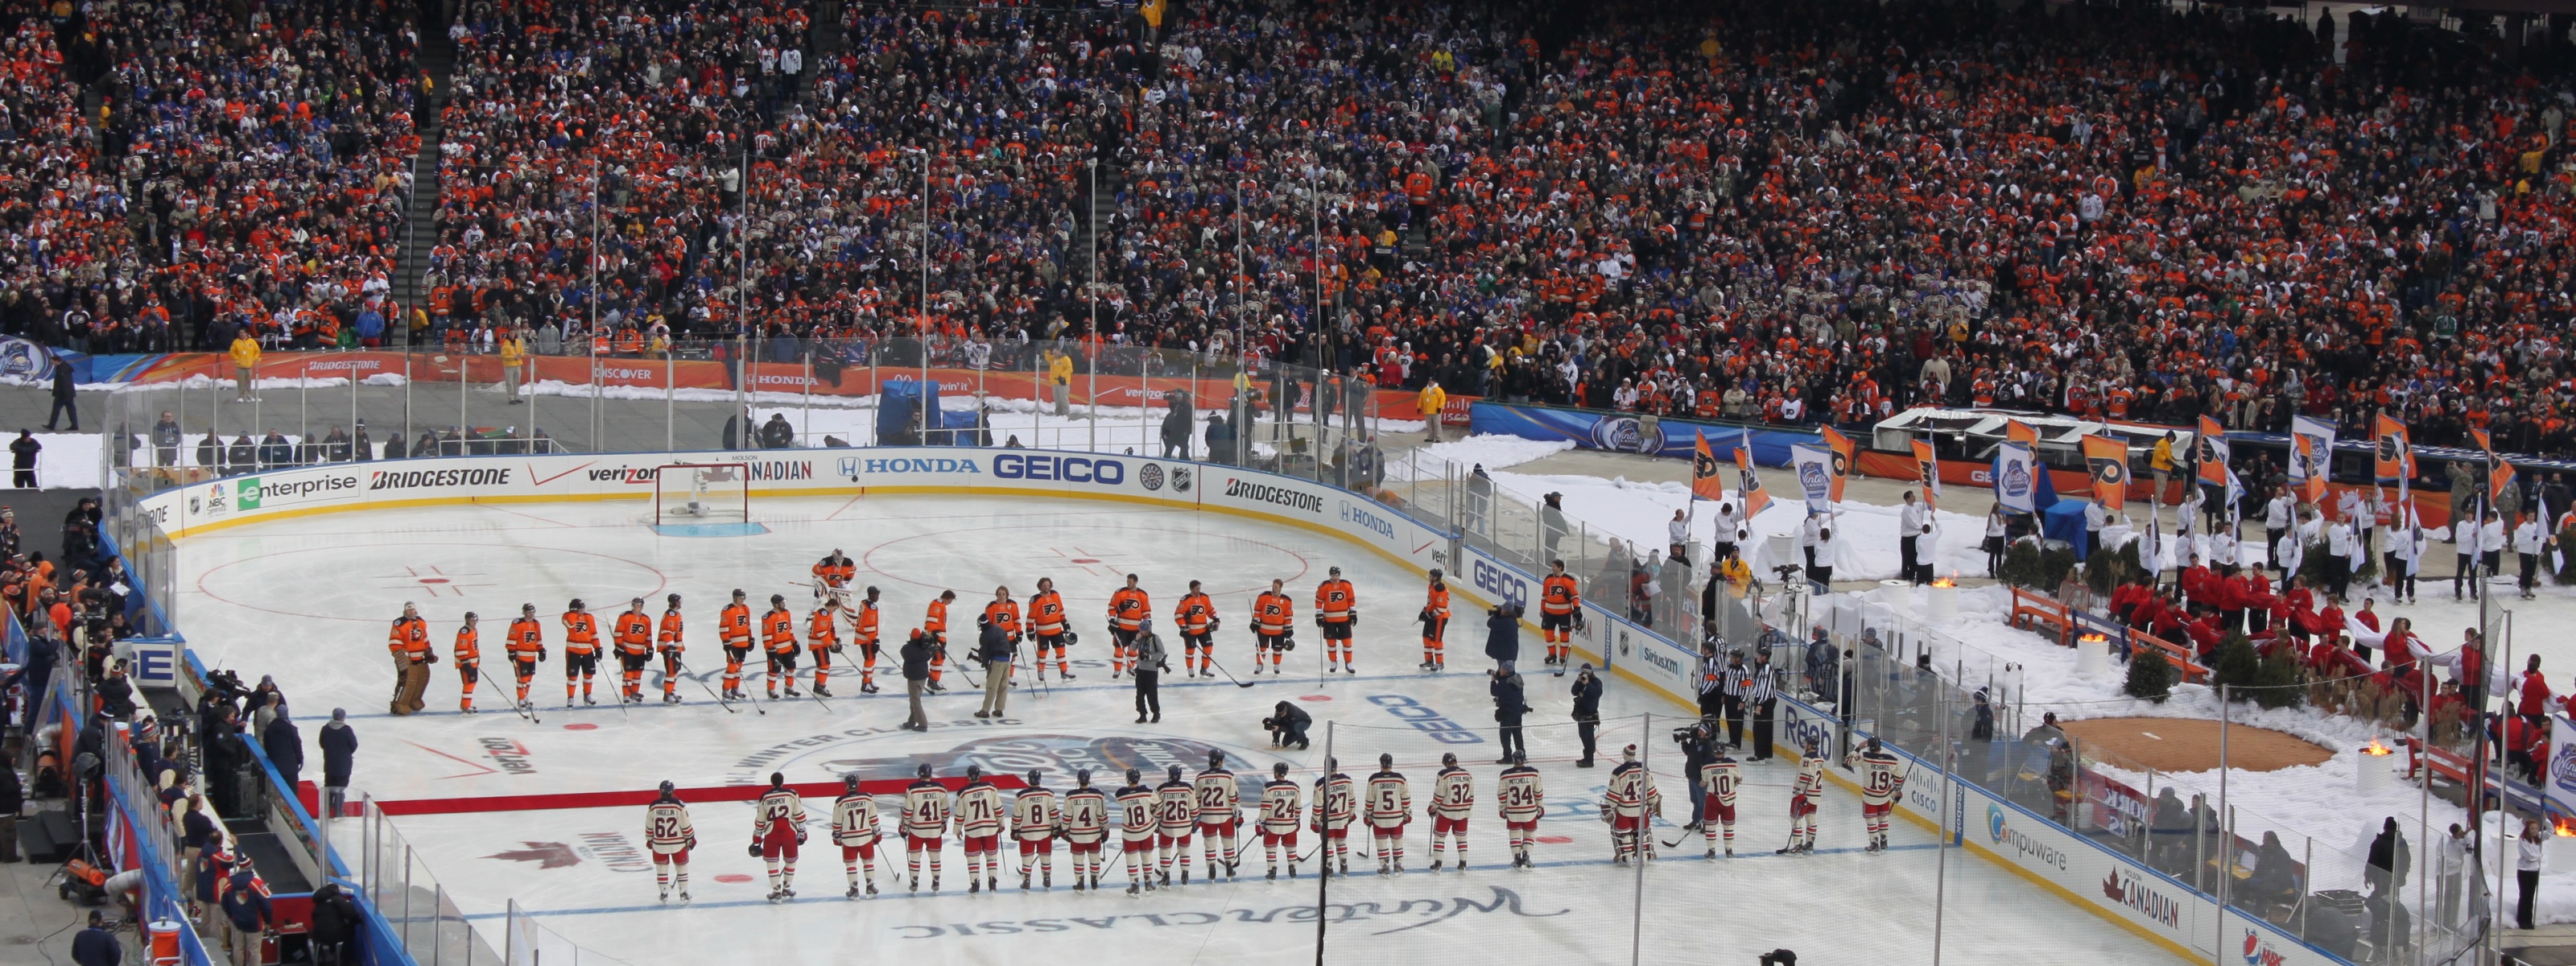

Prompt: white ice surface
[{"left": 176, "top": 494, "right": 2153, "bottom": 964}]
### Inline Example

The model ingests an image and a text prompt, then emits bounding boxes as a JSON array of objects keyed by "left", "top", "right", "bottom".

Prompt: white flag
[
  {"left": 1790, "top": 444, "right": 1835, "bottom": 513},
  {"left": 1993, "top": 442, "right": 2037, "bottom": 514}
]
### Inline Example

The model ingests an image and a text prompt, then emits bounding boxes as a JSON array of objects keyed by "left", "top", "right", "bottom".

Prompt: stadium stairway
[{"left": 394, "top": 26, "right": 459, "bottom": 347}]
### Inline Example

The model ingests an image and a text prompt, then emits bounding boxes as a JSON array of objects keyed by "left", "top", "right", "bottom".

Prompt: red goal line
[{"left": 374, "top": 775, "right": 1030, "bottom": 816}]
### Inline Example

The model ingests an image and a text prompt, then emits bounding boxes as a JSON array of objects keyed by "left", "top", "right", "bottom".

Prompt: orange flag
[
  {"left": 2194, "top": 416, "right": 2229, "bottom": 489},
  {"left": 1690, "top": 431, "right": 1726, "bottom": 502},
  {"left": 2372, "top": 413, "right": 2413, "bottom": 485},
  {"left": 1819, "top": 425, "right": 1855, "bottom": 504},
  {"left": 2475, "top": 428, "right": 2516, "bottom": 507},
  {"left": 1734, "top": 434, "right": 1770, "bottom": 518},
  {"left": 2082, "top": 435, "right": 2128, "bottom": 511},
  {"left": 1911, "top": 438, "right": 1940, "bottom": 513},
  {"left": 2004, "top": 419, "right": 2039, "bottom": 445}
]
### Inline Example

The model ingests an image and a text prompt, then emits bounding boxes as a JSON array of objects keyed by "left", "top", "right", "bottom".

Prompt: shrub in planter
[{"left": 2124, "top": 647, "right": 2174, "bottom": 704}]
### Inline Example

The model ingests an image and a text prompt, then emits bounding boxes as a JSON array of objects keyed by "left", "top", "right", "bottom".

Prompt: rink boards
[{"left": 137, "top": 448, "right": 2354, "bottom": 966}]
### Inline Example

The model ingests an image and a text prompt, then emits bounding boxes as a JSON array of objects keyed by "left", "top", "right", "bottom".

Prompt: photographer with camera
[
  {"left": 1674, "top": 716, "right": 1719, "bottom": 833},
  {"left": 1484, "top": 601, "right": 1522, "bottom": 670},
  {"left": 1489, "top": 664, "right": 1529, "bottom": 764},
  {"left": 1571, "top": 663, "right": 1603, "bottom": 767},
  {"left": 1264, "top": 700, "right": 1311, "bottom": 749}
]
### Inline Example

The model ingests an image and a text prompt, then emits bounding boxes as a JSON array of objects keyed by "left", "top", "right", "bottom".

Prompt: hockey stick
[
  {"left": 477, "top": 666, "right": 535, "bottom": 722},
  {"left": 671, "top": 659, "right": 742, "bottom": 713},
  {"left": 1203, "top": 654, "right": 1258, "bottom": 688}
]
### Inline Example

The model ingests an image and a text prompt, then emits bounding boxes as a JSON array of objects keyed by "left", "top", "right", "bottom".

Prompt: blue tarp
[{"left": 2041, "top": 501, "right": 2091, "bottom": 560}]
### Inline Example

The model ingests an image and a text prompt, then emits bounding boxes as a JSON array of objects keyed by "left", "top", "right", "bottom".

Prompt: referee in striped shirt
[
  {"left": 1718, "top": 647, "right": 1750, "bottom": 751},
  {"left": 1744, "top": 647, "right": 1781, "bottom": 761}
]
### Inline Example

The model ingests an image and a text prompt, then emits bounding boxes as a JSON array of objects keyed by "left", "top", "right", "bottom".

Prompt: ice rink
[{"left": 177, "top": 493, "right": 2162, "bottom": 964}]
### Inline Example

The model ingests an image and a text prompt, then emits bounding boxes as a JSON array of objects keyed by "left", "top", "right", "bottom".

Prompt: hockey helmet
[
  {"left": 1325, "top": 758, "right": 1339, "bottom": 773},
  {"left": 463, "top": 611, "right": 477, "bottom": 621},
  {"left": 967, "top": 765, "right": 985, "bottom": 782},
  {"left": 770, "top": 594, "right": 786, "bottom": 606},
  {"left": 658, "top": 779, "right": 676, "bottom": 796},
  {"left": 1428, "top": 568, "right": 1443, "bottom": 580},
  {"left": 1866, "top": 736, "right": 1882, "bottom": 753},
  {"left": 1167, "top": 764, "right": 1183, "bottom": 782},
  {"left": 1328, "top": 566, "right": 1342, "bottom": 576},
  {"left": 1125, "top": 768, "right": 1141, "bottom": 785},
  {"left": 1273, "top": 762, "right": 1290, "bottom": 778},
  {"left": 769, "top": 772, "right": 785, "bottom": 786},
  {"left": 865, "top": 585, "right": 881, "bottom": 599},
  {"left": 844, "top": 774, "right": 861, "bottom": 791},
  {"left": 1442, "top": 753, "right": 1457, "bottom": 768},
  {"left": 1208, "top": 749, "right": 1226, "bottom": 769},
  {"left": 732, "top": 588, "right": 746, "bottom": 600},
  {"left": 1378, "top": 753, "right": 1394, "bottom": 770},
  {"left": 1026, "top": 770, "right": 1043, "bottom": 787},
  {"left": 521, "top": 603, "right": 535, "bottom": 613},
  {"left": 917, "top": 763, "right": 934, "bottom": 779},
  {"left": 667, "top": 593, "right": 682, "bottom": 606},
  {"left": 1075, "top": 768, "right": 1094, "bottom": 787},
  {"left": 569, "top": 598, "right": 585, "bottom": 610},
  {"left": 1063, "top": 630, "right": 1080, "bottom": 646}
]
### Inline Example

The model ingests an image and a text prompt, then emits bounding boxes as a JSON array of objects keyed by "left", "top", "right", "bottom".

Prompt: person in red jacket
[{"left": 2516, "top": 655, "right": 2556, "bottom": 731}]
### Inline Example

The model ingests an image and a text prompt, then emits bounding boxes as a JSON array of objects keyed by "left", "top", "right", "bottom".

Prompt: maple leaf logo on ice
[{"left": 485, "top": 842, "right": 581, "bottom": 869}]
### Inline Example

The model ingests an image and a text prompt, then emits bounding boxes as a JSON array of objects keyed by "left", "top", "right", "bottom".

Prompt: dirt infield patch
[{"left": 2058, "top": 716, "right": 2334, "bottom": 774}]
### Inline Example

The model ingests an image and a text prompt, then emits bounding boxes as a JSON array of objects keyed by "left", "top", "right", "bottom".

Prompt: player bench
[
  {"left": 2401, "top": 738, "right": 2475, "bottom": 790},
  {"left": 2125, "top": 630, "right": 2210, "bottom": 684},
  {"left": 2009, "top": 587, "right": 2072, "bottom": 646}
]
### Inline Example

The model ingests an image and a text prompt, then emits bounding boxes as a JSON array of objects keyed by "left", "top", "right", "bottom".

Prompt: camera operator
[
  {"left": 1264, "top": 700, "right": 1311, "bottom": 749},
  {"left": 1489, "top": 664, "right": 1529, "bottom": 764},
  {"left": 1675, "top": 716, "right": 1719, "bottom": 832},
  {"left": 1483, "top": 601, "right": 1522, "bottom": 669},
  {"left": 1571, "top": 663, "right": 1602, "bottom": 767}
]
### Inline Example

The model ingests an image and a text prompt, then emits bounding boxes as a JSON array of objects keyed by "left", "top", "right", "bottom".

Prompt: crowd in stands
[
  {"left": 0, "top": 0, "right": 422, "bottom": 356},
  {"left": 6, "top": 0, "right": 2576, "bottom": 459}
]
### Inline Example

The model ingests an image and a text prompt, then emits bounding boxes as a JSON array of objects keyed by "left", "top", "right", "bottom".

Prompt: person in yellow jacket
[
  {"left": 1047, "top": 350, "right": 1075, "bottom": 416},
  {"left": 229, "top": 330, "right": 262, "bottom": 402},
  {"left": 1418, "top": 381, "right": 1447, "bottom": 442},
  {"left": 2150, "top": 431, "right": 2177, "bottom": 506},
  {"left": 499, "top": 327, "right": 528, "bottom": 404}
]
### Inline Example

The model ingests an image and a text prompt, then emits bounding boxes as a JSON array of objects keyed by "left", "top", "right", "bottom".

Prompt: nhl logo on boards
[{"left": 1170, "top": 466, "right": 1193, "bottom": 493}]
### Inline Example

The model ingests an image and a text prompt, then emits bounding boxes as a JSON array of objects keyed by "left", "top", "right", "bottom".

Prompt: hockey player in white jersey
[
  {"left": 643, "top": 781, "right": 697, "bottom": 902},
  {"left": 1365, "top": 753, "right": 1412, "bottom": 874},
  {"left": 902, "top": 764, "right": 951, "bottom": 893},
  {"left": 1780, "top": 737, "right": 1827, "bottom": 855},
  {"left": 955, "top": 766, "right": 1007, "bottom": 894},
  {"left": 1154, "top": 764, "right": 1198, "bottom": 885},
  {"left": 1428, "top": 753, "right": 1475, "bottom": 870},
  {"left": 1116, "top": 768, "right": 1160, "bottom": 895},
  {"left": 1311, "top": 758, "right": 1357, "bottom": 877},
  {"left": 749, "top": 773, "right": 807, "bottom": 902},
  {"left": 1603, "top": 745, "right": 1662, "bottom": 864},
  {"left": 1698, "top": 744, "right": 1743, "bottom": 857},
  {"left": 1257, "top": 762, "right": 1304, "bottom": 879},
  {"left": 1497, "top": 758, "right": 1545, "bottom": 867},
  {"left": 830, "top": 774, "right": 881, "bottom": 898},
  {"left": 1061, "top": 770, "right": 1110, "bottom": 891},
  {"left": 1850, "top": 737, "right": 1905, "bottom": 852},
  {"left": 1194, "top": 750, "right": 1243, "bottom": 880},
  {"left": 1013, "top": 770, "right": 1061, "bottom": 890}
]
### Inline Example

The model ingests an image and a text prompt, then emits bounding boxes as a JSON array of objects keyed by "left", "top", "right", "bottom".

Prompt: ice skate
[
  {"left": 1267, "top": 868, "right": 1278, "bottom": 881},
  {"left": 969, "top": 878, "right": 980, "bottom": 894},
  {"left": 861, "top": 681, "right": 880, "bottom": 693},
  {"left": 1706, "top": 847, "right": 1718, "bottom": 859},
  {"left": 1021, "top": 874, "right": 1031, "bottom": 891},
  {"left": 785, "top": 686, "right": 802, "bottom": 697},
  {"left": 1378, "top": 860, "right": 1391, "bottom": 875},
  {"left": 677, "top": 888, "right": 690, "bottom": 902},
  {"left": 1060, "top": 672, "right": 1077, "bottom": 680},
  {"left": 1431, "top": 860, "right": 1443, "bottom": 871},
  {"left": 658, "top": 885, "right": 670, "bottom": 902},
  {"left": 811, "top": 684, "right": 832, "bottom": 697},
  {"left": 1454, "top": 859, "right": 1465, "bottom": 870},
  {"left": 1180, "top": 869, "right": 1189, "bottom": 885},
  {"left": 766, "top": 887, "right": 784, "bottom": 903},
  {"left": 1127, "top": 882, "right": 1141, "bottom": 897},
  {"left": 847, "top": 885, "right": 861, "bottom": 899},
  {"left": 583, "top": 694, "right": 597, "bottom": 705},
  {"left": 908, "top": 877, "right": 919, "bottom": 894},
  {"left": 865, "top": 882, "right": 877, "bottom": 897}
]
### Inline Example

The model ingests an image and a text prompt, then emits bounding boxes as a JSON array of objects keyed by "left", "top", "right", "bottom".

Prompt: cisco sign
[
  {"left": 1470, "top": 557, "right": 1529, "bottom": 607},
  {"left": 993, "top": 453, "right": 1125, "bottom": 485}
]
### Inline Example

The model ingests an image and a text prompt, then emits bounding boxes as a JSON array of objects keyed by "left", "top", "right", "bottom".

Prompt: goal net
[{"left": 653, "top": 463, "right": 749, "bottom": 522}]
